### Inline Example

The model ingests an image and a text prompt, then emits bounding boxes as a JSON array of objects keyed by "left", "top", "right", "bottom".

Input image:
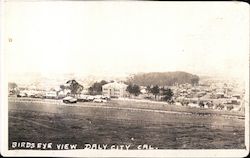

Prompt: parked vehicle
[
  {"left": 77, "top": 95, "right": 90, "bottom": 102},
  {"left": 63, "top": 96, "right": 77, "bottom": 104},
  {"left": 93, "top": 98, "right": 107, "bottom": 103},
  {"left": 188, "top": 103, "right": 200, "bottom": 108},
  {"left": 30, "top": 93, "right": 44, "bottom": 99},
  {"left": 86, "top": 96, "right": 95, "bottom": 101},
  {"left": 77, "top": 98, "right": 89, "bottom": 102},
  {"left": 17, "top": 92, "right": 27, "bottom": 97},
  {"left": 101, "top": 95, "right": 111, "bottom": 100}
]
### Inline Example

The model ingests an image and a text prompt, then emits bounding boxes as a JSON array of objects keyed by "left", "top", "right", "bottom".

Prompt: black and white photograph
[{"left": 1, "top": 1, "right": 249, "bottom": 157}]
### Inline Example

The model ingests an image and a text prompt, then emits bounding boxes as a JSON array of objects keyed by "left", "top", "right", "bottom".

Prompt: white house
[
  {"left": 102, "top": 82, "right": 128, "bottom": 98},
  {"left": 57, "top": 89, "right": 71, "bottom": 99},
  {"left": 45, "top": 91, "right": 57, "bottom": 99}
]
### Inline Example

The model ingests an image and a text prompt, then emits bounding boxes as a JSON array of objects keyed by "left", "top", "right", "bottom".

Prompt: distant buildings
[
  {"left": 45, "top": 91, "right": 57, "bottom": 99},
  {"left": 58, "top": 89, "right": 71, "bottom": 99},
  {"left": 9, "top": 76, "right": 245, "bottom": 112},
  {"left": 102, "top": 82, "right": 128, "bottom": 98}
]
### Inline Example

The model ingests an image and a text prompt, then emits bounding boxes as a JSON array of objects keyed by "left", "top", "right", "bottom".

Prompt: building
[
  {"left": 45, "top": 91, "right": 58, "bottom": 99},
  {"left": 102, "top": 82, "right": 128, "bottom": 98},
  {"left": 57, "top": 89, "right": 71, "bottom": 99}
]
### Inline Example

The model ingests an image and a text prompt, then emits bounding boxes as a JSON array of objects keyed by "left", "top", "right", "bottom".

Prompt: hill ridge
[{"left": 127, "top": 71, "right": 199, "bottom": 86}]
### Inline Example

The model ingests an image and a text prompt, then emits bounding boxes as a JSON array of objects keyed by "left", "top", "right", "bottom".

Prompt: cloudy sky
[{"left": 4, "top": 1, "right": 249, "bottom": 80}]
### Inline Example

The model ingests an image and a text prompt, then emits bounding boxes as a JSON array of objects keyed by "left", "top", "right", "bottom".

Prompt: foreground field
[{"left": 8, "top": 98, "right": 245, "bottom": 149}]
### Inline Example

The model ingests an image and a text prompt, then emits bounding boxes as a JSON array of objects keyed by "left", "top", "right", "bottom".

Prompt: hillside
[{"left": 126, "top": 71, "right": 199, "bottom": 86}]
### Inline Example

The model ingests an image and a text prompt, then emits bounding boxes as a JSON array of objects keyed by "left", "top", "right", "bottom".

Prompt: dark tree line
[
  {"left": 126, "top": 84, "right": 174, "bottom": 103},
  {"left": 145, "top": 85, "right": 173, "bottom": 102},
  {"left": 127, "top": 71, "right": 199, "bottom": 86}
]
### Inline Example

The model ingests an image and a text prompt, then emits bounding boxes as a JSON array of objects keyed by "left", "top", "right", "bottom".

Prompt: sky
[{"left": 3, "top": 1, "right": 249, "bottom": 80}]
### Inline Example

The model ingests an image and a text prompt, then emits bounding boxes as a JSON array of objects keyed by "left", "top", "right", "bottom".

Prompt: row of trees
[
  {"left": 60, "top": 80, "right": 174, "bottom": 102},
  {"left": 10, "top": 79, "right": 174, "bottom": 102},
  {"left": 60, "top": 80, "right": 110, "bottom": 96},
  {"left": 146, "top": 85, "right": 174, "bottom": 102},
  {"left": 126, "top": 84, "right": 174, "bottom": 102}
]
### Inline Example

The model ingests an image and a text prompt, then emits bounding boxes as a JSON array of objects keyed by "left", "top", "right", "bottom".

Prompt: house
[
  {"left": 232, "top": 94, "right": 241, "bottom": 99},
  {"left": 45, "top": 91, "right": 58, "bottom": 99},
  {"left": 215, "top": 92, "right": 224, "bottom": 99},
  {"left": 140, "top": 88, "right": 147, "bottom": 94},
  {"left": 17, "top": 90, "right": 28, "bottom": 97},
  {"left": 57, "top": 89, "right": 71, "bottom": 99},
  {"left": 102, "top": 82, "right": 128, "bottom": 98}
]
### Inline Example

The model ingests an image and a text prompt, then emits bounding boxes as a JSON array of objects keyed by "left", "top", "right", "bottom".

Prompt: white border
[{"left": 1, "top": 1, "right": 249, "bottom": 157}]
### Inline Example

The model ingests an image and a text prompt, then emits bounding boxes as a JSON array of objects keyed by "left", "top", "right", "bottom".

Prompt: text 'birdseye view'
[{"left": 3, "top": 1, "right": 248, "bottom": 154}]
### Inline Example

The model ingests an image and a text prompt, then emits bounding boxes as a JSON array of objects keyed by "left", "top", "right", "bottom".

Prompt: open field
[{"left": 8, "top": 98, "right": 245, "bottom": 149}]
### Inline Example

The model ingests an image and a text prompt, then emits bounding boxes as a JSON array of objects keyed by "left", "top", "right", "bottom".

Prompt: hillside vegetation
[{"left": 127, "top": 71, "right": 199, "bottom": 86}]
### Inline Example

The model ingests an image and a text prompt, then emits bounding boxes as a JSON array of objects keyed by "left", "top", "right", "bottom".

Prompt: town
[
  {"left": 8, "top": 72, "right": 246, "bottom": 150},
  {"left": 8, "top": 72, "right": 245, "bottom": 113}
]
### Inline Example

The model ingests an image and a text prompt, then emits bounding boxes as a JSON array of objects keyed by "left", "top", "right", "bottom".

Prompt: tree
[
  {"left": 60, "top": 85, "right": 66, "bottom": 90},
  {"left": 199, "top": 101, "right": 204, "bottom": 108},
  {"left": 151, "top": 85, "right": 160, "bottom": 100},
  {"left": 88, "top": 80, "right": 108, "bottom": 95},
  {"left": 126, "top": 84, "right": 133, "bottom": 97},
  {"left": 126, "top": 72, "right": 200, "bottom": 86},
  {"left": 126, "top": 84, "right": 141, "bottom": 97},
  {"left": 191, "top": 77, "right": 199, "bottom": 86},
  {"left": 8, "top": 82, "right": 19, "bottom": 94},
  {"left": 161, "top": 88, "right": 174, "bottom": 102},
  {"left": 100, "top": 80, "right": 108, "bottom": 86},
  {"left": 132, "top": 84, "right": 141, "bottom": 96},
  {"left": 88, "top": 86, "right": 94, "bottom": 95},
  {"left": 8, "top": 82, "right": 17, "bottom": 89},
  {"left": 66, "top": 80, "right": 83, "bottom": 96},
  {"left": 146, "top": 85, "right": 151, "bottom": 94}
]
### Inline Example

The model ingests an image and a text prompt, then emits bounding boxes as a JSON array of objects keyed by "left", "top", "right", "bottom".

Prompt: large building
[{"left": 102, "top": 82, "right": 128, "bottom": 98}]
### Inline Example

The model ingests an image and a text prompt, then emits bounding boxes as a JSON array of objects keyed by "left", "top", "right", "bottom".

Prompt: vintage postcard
[{"left": 1, "top": 0, "right": 249, "bottom": 157}]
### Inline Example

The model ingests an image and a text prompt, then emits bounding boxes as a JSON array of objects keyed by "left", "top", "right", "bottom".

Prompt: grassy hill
[{"left": 126, "top": 71, "right": 199, "bottom": 86}]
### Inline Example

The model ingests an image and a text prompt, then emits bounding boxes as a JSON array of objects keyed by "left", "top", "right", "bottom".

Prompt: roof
[{"left": 102, "top": 82, "right": 128, "bottom": 89}]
